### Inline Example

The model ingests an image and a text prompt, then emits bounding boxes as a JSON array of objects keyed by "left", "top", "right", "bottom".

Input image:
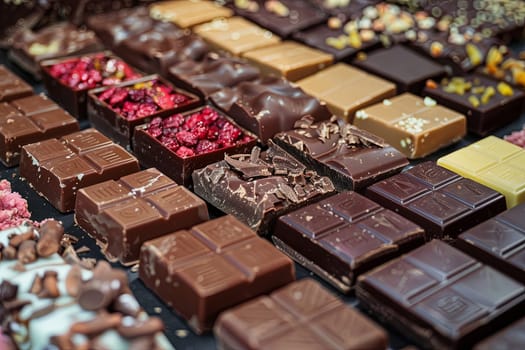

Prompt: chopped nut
[
  {"left": 430, "top": 41, "right": 443, "bottom": 57},
  {"left": 497, "top": 82, "right": 514, "bottom": 96},
  {"left": 265, "top": 0, "right": 289, "bottom": 17},
  {"left": 425, "top": 79, "right": 438, "bottom": 89},
  {"left": 466, "top": 43, "right": 483, "bottom": 66},
  {"left": 481, "top": 86, "right": 495, "bottom": 104},
  {"left": 469, "top": 95, "right": 481, "bottom": 107},
  {"left": 327, "top": 17, "right": 342, "bottom": 29}
]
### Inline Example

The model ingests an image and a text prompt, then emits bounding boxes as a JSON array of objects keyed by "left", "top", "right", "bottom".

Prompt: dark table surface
[{"left": 2, "top": 41, "right": 525, "bottom": 349}]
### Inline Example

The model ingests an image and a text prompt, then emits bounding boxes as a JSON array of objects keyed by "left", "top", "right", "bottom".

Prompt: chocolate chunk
[
  {"left": 215, "top": 279, "right": 388, "bottom": 349},
  {"left": 19, "top": 128, "right": 140, "bottom": 212},
  {"left": 36, "top": 219, "right": 64, "bottom": 257},
  {"left": 75, "top": 168, "right": 209, "bottom": 265},
  {"left": 357, "top": 240, "right": 525, "bottom": 349},
  {"left": 274, "top": 191, "right": 424, "bottom": 292},
  {"left": 70, "top": 312, "right": 123, "bottom": 336},
  {"left": 17, "top": 239, "right": 37, "bottom": 264},
  {"left": 0, "top": 281, "right": 18, "bottom": 302},
  {"left": 39, "top": 270, "right": 60, "bottom": 299},
  {"left": 65, "top": 264, "right": 82, "bottom": 297},
  {"left": 193, "top": 142, "right": 335, "bottom": 235},
  {"left": 0, "top": 65, "right": 33, "bottom": 102},
  {"left": 139, "top": 215, "right": 295, "bottom": 333},
  {"left": 78, "top": 262, "right": 127, "bottom": 311}
]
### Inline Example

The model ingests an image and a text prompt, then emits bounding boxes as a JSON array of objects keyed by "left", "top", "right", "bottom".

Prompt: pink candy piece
[
  {"left": 504, "top": 126, "right": 525, "bottom": 148},
  {"left": 0, "top": 179, "right": 31, "bottom": 230}
]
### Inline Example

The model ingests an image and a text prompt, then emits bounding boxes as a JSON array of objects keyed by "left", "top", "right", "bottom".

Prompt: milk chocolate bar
[
  {"left": 365, "top": 161, "right": 506, "bottom": 239},
  {"left": 0, "top": 65, "right": 33, "bottom": 102},
  {"left": 139, "top": 215, "right": 295, "bottom": 333},
  {"left": 215, "top": 279, "right": 388, "bottom": 350},
  {"left": 192, "top": 142, "right": 335, "bottom": 235},
  {"left": 19, "top": 128, "right": 140, "bottom": 212},
  {"left": 75, "top": 168, "right": 209, "bottom": 265},
  {"left": 274, "top": 191, "right": 424, "bottom": 292},
  {"left": 0, "top": 94, "right": 79, "bottom": 166},
  {"left": 357, "top": 240, "right": 525, "bottom": 349},
  {"left": 273, "top": 117, "right": 408, "bottom": 191}
]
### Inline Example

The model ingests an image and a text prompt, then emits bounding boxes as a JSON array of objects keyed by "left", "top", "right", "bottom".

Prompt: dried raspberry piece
[
  {"left": 98, "top": 87, "right": 116, "bottom": 102},
  {"left": 175, "top": 146, "right": 195, "bottom": 158},
  {"left": 109, "top": 88, "right": 128, "bottom": 106},
  {"left": 135, "top": 103, "right": 158, "bottom": 118},
  {"left": 163, "top": 114, "right": 185, "bottom": 129},
  {"left": 176, "top": 131, "right": 198, "bottom": 146},
  {"left": 160, "top": 136, "right": 180, "bottom": 151},
  {"left": 196, "top": 140, "right": 219, "bottom": 154}
]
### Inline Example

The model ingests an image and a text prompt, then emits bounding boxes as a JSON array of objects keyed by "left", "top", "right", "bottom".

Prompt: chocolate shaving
[
  {"left": 117, "top": 316, "right": 164, "bottom": 339},
  {"left": 224, "top": 154, "right": 272, "bottom": 179},
  {"left": 8, "top": 230, "right": 35, "bottom": 248},
  {"left": 70, "top": 312, "right": 122, "bottom": 336},
  {"left": 2, "top": 299, "right": 30, "bottom": 313},
  {"left": 39, "top": 271, "right": 60, "bottom": 299},
  {"left": 0, "top": 281, "right": 18, "bottom": 302},
  {"left": 278, "top": 183, "right": 300, "bottom": 203},
  {"left": 294, "top": 115, "right": 315, "bottom": 129},
  {"left": 17, "top": 240, "right": 37, "bottom": 264},
  {"left": 342, "top": 124, "right": 385, "bottom": 148},
  {"left": 37, "top": 220, "right": 64, "bottom": 257},
  {"left": 65, "top": 265, "right": 83, "bottom": 297},
  {"left": 29, "top": 274, "right": 43, "bottom": 295}
]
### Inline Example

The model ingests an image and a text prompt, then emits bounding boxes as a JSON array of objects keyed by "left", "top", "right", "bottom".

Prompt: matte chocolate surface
[
  {"left": 352, "top": 45, "right": 446, "bottom": 94},
  {"left": 0, "top": 94, "right": 79, "bottom": 166},
  {"left": 139, "top": 215, "right": 295, "bottom": 333},
  {"left": 274, "top": 117, "right": 408, "bottom": 191},
  {"left": 19, "top": 128, "right": 140, "bottom": 212},
  {"left": 423, "top": 74, "right": 525, "bottom": 136},
  {"left": 192, "top": 142, "right": 335, "bottom": 235},
  {"left": 167, "top": 54, "right": 260, "bottom": 98},
  {"left": 0, "top": 65, "right": 33, "bottom": 102},
  {"left": 274, "top": 191, "right": 424, "bottom": 292},
  {"left": 210, "top": 75, "right": 331, "bottom": 143},
  {"left": 474, "top": 317, "right": 525, "bottom": 350},
  {"left": 75, "top": 168, "right": 209, "bottom": 265},
  {"left": 215, "top": 278, "right": 388, "bottom": 350},
  {"left": 357, "top": 240, "right": 525, "bottom": 349},
  {"left": 365, "top": 161, "right": 506, "bottom": 239},
  {"left": 456, "top": 203, "right": 525, "bottom": 284},
  {"left": 149, "top": 0, "right": 233, "bottom": 28}
]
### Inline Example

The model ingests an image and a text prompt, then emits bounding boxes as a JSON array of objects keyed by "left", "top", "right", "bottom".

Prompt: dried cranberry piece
[
  {"left": 98, "top": 87, "right": 116, "bottom": 102},
  {"left": 109, "top": 88, "right": 128, "bottom": 106},
  {"left": 160, "top": 136, "right": 179, "bottom": 151},
  {"left": 206, "top": 125, "right": 219, "bottom": 141},
  {"left": 163, "top": 114, "right": 185, "bottom": 129},
  {"left": 176, "top": 131, "right": 198, "bottom": 146},
  {"left": 175, "top": 146, "right": 195, "bottom": 158},
  {"left": 196, "top": 140, "right": 219, "bottom": 154},
  {"left": 135, "top": 103, "right": 158, "bottom": 118}
]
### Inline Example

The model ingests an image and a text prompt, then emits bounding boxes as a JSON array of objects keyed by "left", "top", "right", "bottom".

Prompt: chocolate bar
[
  {"left": 365, "top": 161, "right": 506, "bottom": 239},
  {"left": 215, "top": 278, "right": 388, "bottom": 349},
  {"left": 19, "top": 128, "right": 140, "bottom": 212},
  {"left": 423, "top": 74, "right": 525, "bottom": 136},
  {"left": 133, "top": 106, "right": 257, "bottom": 187},
  {"left": 210, "top": 76, "right": 331, "bottom": 143},
  {"left": 274, "top": 191, "right": 424, "bottom": 292},
  {"left": 0, "top": 65, "right": 33, "bottom": 102},
  {"left": 139, "top": 215, "right": 295, "bottom": 333},
  {"left": 149, "top": 0, "right": 233, "bottom": 28},
  {"left": 192, "top": 142, "right": 335, "bottom": 235},
  {"left": 456, "top": 203, "right": 525, "bottom": 284},
  {"left": 75, "top": 168, "right": 209, "bottom": 265},
  {"left": 273, "top": 117, "right": 408, "bottom": 191},
  {"left": 0, "top": 94, "right": 79, "bottom": 166},
  {"left": 357, "top": 240, "right": 525, "bottom": 349},
  {"left": 474, "top": 317, "right": 525, "bottom": 350}
]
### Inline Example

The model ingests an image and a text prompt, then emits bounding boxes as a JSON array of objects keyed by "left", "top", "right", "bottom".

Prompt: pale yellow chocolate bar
[
  {"left": 242, "top": 41, "right": 333, "bottom": 82},
  {"left": 150, "top": 0, "right": 233, "bottom": 28},
  {"left": 438, "top": 136, "right": 525, "bottom": 208},
  {"left": 296, "top": 63, "right": 396, "bottom": 121},
  {"left": 194, "top": 17, "right": 280, "bottom": 56},
  {"left": 353, "top": 93, "right": 466, "bottom": 159}
]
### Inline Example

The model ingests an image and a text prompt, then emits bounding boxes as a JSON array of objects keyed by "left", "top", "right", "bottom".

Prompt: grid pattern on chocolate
[
  {"left": 75, "top": 168, "right": 208, "bottom": 265},
  {"left": 274, "top": 191, "right": 424, "bottom": 291},
  {"left": 438, "top": 136, "right": 525, "bottom": 208},
  {"left": 19, "top": 128, "right": 139, "bottom": 212},
  {"left": 139, "top": 215, "right": 294, "bottom": 333},
  {"left": 366, "top": 161, "right": 506, "bottom": 238},
  {"left": 215, "top": 278, "right": 388, "bottom": 349},
  {"left": 357, "top": 240, "right": 525, "bottom": 349}
]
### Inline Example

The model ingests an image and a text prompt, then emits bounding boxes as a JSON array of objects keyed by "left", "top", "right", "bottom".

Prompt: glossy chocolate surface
[
  {"left": 457, "top": 203, "right": 525, "bottom": 284},
  {"left": 357, "top": 240, "right": 525, "bottom": 349},
  {"left": 139, "top": 215, "right": 295, "bottom": 333},
  {"left": 0, "top": 94, "right": 79, "bottom": 166},
  {"left": 149, "top": 0, "right": 233, "bottom": 29},
  {"left": 274, "top": 117, "right": 408, "bottom": 190},
  {"left": 352, "top": 45, "right": 446, "bottom": 94},
  {"left": 274, "top": 191, "right": 424, "bottom": 292},
  {"left": 75, "top": 168, "right": 208, "bottom": 265},
  {"left": 423, "top": 74, "right": 525, "bottom": 136},
  {"left": 210, "top": 75, "right": 331, "bottom": 143},
  {"left": 365, "top": 161, "right": 507, "bottom": 239},
  {"left": 192, "top": 142, "right": 335, "bottom": 235},
  {"left": 19, "top": 128, "right": 139, "bottom": 212},
  {"left": 474, "top": 317, "right": 525, "bottom": 350},
  {"left": 215, "top": 278, "right": 388, "bottom": 350},
  {"left": 0, "top": 65, "right": 33, "bottom": 102}
]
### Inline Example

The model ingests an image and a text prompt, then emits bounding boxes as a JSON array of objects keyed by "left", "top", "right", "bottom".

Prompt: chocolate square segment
[
  {"left": 0, "top": 65, "right": 33, "bottom": 102},
  {"left": 357, "top": 240, "right": 525, "bottom": 350},
  {"left": 215, "top": 279, "right": 388, "bottom": 349},
  {"left": 139, "top": 215, "right": 295, "bottom": 333},
  {"left": 149, "top": 0, "right": 233, "bottom": 28},
  {"left": 365, "top": 161, "right": 506, "bottom": 239},
  {"left": 274, "top": 191, "right": 424, "bottom": 292},
  {"left": 75, "top": 168, "right": 209, "bottom": 265},
  {"left": 19, "top": 128, "right": 139, "bottom": 212}
]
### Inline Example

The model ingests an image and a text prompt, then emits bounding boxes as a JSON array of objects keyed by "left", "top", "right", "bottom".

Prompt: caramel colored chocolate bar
[
  {"left": 354, "top": 93, "right": 466, "bottom": 159},
  {"left": 149, "top": 0, "right": 233, "bottom": 28}
]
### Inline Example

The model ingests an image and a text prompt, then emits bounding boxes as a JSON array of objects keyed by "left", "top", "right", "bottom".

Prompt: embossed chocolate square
[
  {"left": 357, "top": 240, "right": 525, "bottom": 349},
  {"left": 75, "top": 168, "right": 209, "bottom": 265},
  {"left": 215, "top": 279, "right": 388, "bottom": 349},
  {"left": 365, "top": 161, "right": 506, "bottom": 239},
  {"left": 274, "top": 191, "right": 424, "bottom": 292},
  {"left": 19, "top": 128, "right": 140, "bottom": 212},
  {"left": 139, "top": 215, "right": 295, "bottom": 333}
]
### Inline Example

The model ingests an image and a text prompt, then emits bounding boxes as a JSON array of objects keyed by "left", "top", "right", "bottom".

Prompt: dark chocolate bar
[
  {"left": 215, "top": 278, "right": 389, "bottom": 349},
  {"left": 357, "top": 240, "right": 525, "bottom": 349},
  {"left": 19, "top": 128, "right": 140, "bottom": 212},
  {"left": 0, "top": 65, "right": 33, "bottom": 102},
  {"left": 192, "top": 142, "right": 336, "bottom": 235},
  {"left": 274, "top": 117, "right": 408, "bottom": 190},
  {"left": 0, "top": 94, "right": 79, "bottom": 166},
  {"left": 274, "top": 191, "right": 424, "bottom": 292},
  {"left": 75, "top": 168, "right": 209, "bottom": 265},
  {"left": 139, "top": 215, "right": 295, "bottom": 333},
  {"left": 456, "top": 202, "right": 525, "bottom": 284}
]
